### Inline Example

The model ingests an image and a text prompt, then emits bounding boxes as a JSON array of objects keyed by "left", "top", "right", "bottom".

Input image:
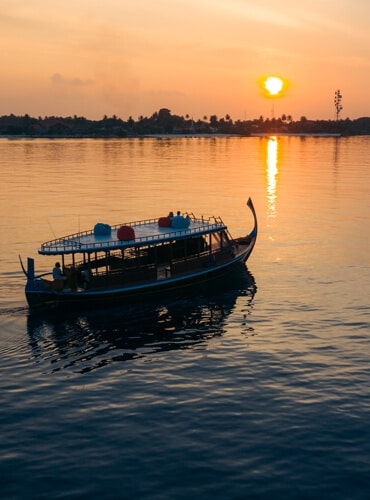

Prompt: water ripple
[{"left": 20, "top": 267, "right": 257, "bottom": 375}]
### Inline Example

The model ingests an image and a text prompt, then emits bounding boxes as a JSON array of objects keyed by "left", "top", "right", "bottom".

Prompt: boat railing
[
  {"left": 170, "top": 246, "right": 235, "bottom": 275},
  {"left": 40, "top": 217, "right": 161, "bottom": 250},
  {"left": 39, "top": 215, "right": 227, "bottom": 254}
]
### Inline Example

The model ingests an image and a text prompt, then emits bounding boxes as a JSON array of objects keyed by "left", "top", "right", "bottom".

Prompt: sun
[
  {"left": 264, "top": 76, "right": 283, "bottom": 96},
  {"left": 260, "top": 75, "right": 287, "bottom": 98}
]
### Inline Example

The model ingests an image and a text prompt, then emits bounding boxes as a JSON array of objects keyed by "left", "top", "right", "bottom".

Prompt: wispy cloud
[{"left": 51, "top": 73, "right": 94, "bottom": 87}]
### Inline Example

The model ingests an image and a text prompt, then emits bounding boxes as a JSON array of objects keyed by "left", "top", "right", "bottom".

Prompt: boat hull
[{"left": 25, "top": 249, "right": 254, "bottom": 310}]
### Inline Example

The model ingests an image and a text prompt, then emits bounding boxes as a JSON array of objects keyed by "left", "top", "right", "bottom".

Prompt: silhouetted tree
[
  {"left": 334, "top": 89, "right": 343, "bottom": 120},
  {"left": 210, "top": 115, "right": 218, "bottom": 128}
]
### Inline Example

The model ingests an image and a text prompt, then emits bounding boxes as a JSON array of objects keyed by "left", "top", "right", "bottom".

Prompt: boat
[{"left": 20, "top": 198, "right": 257, "bottom": 309}]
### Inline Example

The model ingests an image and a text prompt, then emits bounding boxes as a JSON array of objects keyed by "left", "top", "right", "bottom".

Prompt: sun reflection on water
[{"left": 266, "top": 136, "right": 279, "bottom": 220}]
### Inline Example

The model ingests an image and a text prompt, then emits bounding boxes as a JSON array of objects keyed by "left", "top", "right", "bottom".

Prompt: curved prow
[
  {"left": 233, "top": 198, "right": 257, "bottom": 263},
  {"left": 19, "top": 255, "right": 35, "bottom": 281},
  {"left": 247, "top": 197, "right": 258, "bottom": 240}
]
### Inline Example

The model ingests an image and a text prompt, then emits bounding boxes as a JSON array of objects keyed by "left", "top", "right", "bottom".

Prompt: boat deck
[{"left": 39, "top": 217, "right": 227, "bottom": 255}]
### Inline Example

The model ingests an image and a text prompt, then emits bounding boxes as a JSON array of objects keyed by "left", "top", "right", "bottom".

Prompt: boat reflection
[{"left": 26, "top": 265, "right": 257, "bottom": 374}]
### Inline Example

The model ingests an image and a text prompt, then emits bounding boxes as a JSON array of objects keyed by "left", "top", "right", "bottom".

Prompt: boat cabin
[{"left": 39, "top": 214, "right": 237, "bottom": 291}]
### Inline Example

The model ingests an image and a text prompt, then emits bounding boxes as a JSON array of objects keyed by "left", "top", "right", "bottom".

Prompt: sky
[{"left": 1, "top": 0, "right": 369, "bottom": 121}]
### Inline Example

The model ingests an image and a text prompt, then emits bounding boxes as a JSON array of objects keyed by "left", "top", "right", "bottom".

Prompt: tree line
[{"left": 1, "top": 108, "right": 369, "bottom": 137}]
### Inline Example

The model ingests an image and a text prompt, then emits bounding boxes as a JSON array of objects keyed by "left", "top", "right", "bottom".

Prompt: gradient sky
[{"left": 1, "top": 0, "right": 369, "bottom": 121}]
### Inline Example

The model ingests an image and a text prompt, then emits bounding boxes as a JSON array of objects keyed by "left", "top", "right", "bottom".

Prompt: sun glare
[
  {"left": 264, "top": 76, "right": 283, "bottom": 96},
  {"left": 260, "top": 75, "right": 287, "bottom": 98}
]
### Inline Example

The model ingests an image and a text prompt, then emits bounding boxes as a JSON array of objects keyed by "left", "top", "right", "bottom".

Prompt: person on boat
[
  {"left": 171, "top": 210, "right": 190, "bottom": 229},
  {"left": 53, "top": 262, "right": 66, "bottom": 281},
  {"left": 52, "top": 262, "right": 67, "bottom": 290}
]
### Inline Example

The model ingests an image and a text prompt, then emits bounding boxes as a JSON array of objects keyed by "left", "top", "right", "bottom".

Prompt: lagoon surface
[{"left": 0, "top": 136, "right": 369, "bottom": 499}]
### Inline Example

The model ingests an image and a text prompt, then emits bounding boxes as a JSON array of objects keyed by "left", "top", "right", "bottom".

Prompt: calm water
[{"left": 0, "top": 136, "right": 369, "bottom": 499}]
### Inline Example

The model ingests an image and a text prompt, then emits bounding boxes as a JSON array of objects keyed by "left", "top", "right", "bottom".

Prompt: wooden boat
[{"left": 20, "top": 198, "right": 257, "bottom": 309}]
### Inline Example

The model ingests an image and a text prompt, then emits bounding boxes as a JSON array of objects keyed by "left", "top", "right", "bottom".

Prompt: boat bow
[{"left": 247, "top": 197, "right": 258, "bottom": 240}]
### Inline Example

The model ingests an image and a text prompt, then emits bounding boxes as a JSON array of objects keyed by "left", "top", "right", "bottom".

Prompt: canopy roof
[{"left": 39, "top": 217, "right": 227, "bottom": 255}]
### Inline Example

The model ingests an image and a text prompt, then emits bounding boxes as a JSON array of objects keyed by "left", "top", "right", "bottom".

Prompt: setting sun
[
  {"left": 264, "top": 76, "right": 283, "bottom": 96},
  {"left": 260, "top": 75, "right": 287, "bottom": 97}
]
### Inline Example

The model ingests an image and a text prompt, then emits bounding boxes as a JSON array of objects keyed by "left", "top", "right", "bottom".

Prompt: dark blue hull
[{"left": 25, "top": 255, "right": 253, "bottom": 310}]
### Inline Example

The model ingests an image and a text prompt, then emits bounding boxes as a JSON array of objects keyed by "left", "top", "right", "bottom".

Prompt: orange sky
[{"left": 1, "top": 0, "right": 369, "bottom": 121}]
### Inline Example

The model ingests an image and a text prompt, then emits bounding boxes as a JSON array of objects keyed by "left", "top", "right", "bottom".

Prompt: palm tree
[
  {"left": 334, "top": 89, "right": 343, "bottom": 120},
  {"left": 210, "top": 115, "right": 218, "bottom": 127}
]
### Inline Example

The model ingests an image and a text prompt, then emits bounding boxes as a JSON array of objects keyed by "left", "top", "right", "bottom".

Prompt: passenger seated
[
  {"left": 171, "top": 211, "right": 190, "bottom": 229},
  {"left": 52, "top": 262, "right": 67, "bottom": 290}
]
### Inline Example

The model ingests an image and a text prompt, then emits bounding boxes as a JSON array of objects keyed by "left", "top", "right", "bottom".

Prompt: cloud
[{"left": 51, "top": 73, "right": 94, "bottom": 87}]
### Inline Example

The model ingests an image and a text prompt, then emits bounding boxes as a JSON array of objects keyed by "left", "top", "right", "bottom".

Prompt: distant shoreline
[
  {"left": 0, "top": 132, "right": 354, "bottom": 139},
  {"left": 250, "top": 132, "right": 342, "bottom": 137},
  {"left": 1, "top": 109, "right": 369, "bottom": 137}
]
